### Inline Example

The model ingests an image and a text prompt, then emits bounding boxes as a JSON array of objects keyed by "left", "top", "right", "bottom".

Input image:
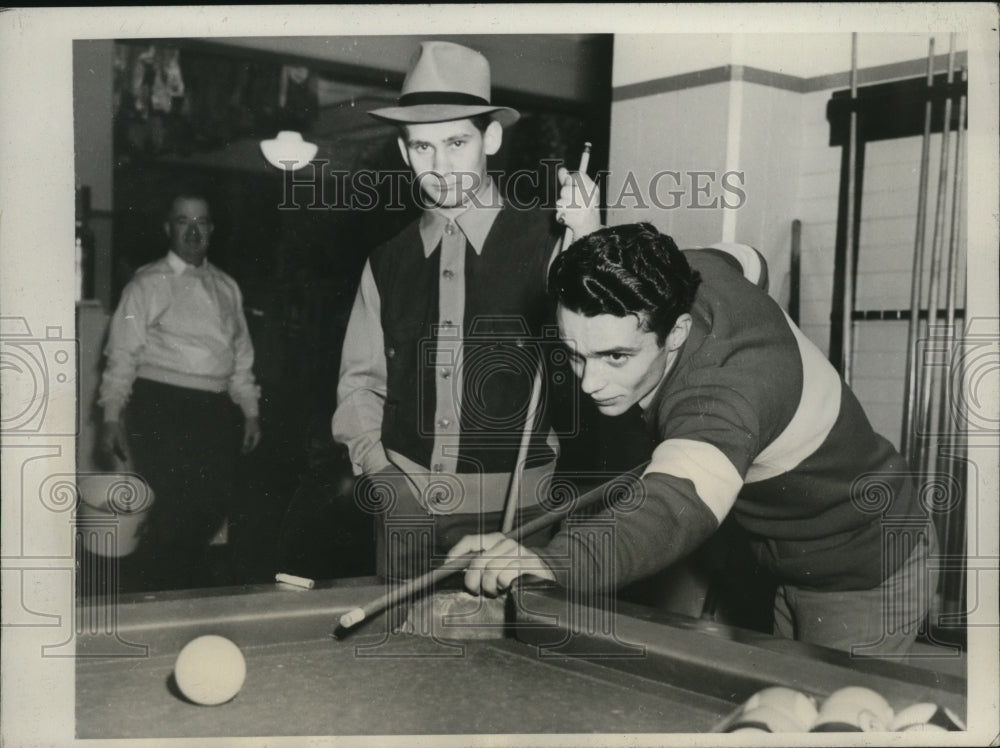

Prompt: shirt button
[
  {"left": 443, "top": 269, "right": 455, "bottom": 279},
  {"left": 433, "top": 463, "right": 444, "bottom": 473},
  {"left": 440, "top": 368, "right": 451, "bottom": 379},
  {"left": 444, "top": 223, "right": 455, "bottom": 235},
  {"left": 437, "top": 418, "right": 450, "bottom": 428},
  {"left": 442, "top": 319, "right": 453, "bottom": 326},
  {"left": 386, "top": 347, "right": 396, "bottom": 359}
]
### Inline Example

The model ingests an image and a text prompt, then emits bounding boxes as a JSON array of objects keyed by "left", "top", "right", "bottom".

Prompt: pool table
[{"left": 75, "top": 578, "right": 966, "bottom": 739}]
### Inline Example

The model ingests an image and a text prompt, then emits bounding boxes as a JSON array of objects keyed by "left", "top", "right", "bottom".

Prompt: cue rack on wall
[{"left": 826, "top": 38, "right": 969, "bottom": 641}]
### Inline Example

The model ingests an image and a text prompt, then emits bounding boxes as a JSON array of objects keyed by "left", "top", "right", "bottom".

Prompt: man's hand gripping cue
[{"left": 447, "top": 533, "right": 557, "bottom": 597}]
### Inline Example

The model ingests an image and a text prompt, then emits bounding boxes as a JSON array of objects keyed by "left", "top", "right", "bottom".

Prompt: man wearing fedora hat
[{"left": 333, "top": 40, "right": 602, "bottom": 581}]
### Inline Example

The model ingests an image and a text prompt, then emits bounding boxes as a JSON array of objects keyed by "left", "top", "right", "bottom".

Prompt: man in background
[{"left": 99, "top": 189, "right": 262, "bottom": 590}]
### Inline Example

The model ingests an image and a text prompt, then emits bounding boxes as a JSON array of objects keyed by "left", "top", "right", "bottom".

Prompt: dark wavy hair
[{"left": 548, "top": 222, "right": 702, "bottom": 344}]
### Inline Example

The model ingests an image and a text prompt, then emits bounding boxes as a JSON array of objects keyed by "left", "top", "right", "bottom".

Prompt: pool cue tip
[
  {"left": 340, "top": 607, "right": 366, "bottom": 629},
  {"left": 330, "top": 624, "right": 349, "bottom": 641}
]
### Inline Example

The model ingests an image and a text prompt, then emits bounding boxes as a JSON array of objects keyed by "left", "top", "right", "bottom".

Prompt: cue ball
[{"left": 174, "top": 635, "right": 247, "bottom": 706}]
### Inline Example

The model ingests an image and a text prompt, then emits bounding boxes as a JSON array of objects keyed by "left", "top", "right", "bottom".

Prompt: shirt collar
[
  {"left": 166, "top": 251, "right": 208, "bottom": 275},
  {"left": 418, "top": 178, "right": 503, "bottom": 258}
]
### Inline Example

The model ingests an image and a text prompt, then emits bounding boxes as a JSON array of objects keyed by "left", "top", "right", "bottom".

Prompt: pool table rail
[{"left": 510, "top": 585, "right": 967, "bottom": 721}]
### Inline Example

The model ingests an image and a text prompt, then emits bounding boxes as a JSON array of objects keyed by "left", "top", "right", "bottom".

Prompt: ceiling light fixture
[{"left": 260, "top": 131, "right": 318, "bottom": 171}]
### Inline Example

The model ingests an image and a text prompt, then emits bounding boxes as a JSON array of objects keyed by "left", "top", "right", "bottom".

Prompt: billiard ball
[
  {"left": 174, "top": 635, "right": 247, "bottom": 706},
  {"left": 741, "top": 687, "right": 818, "bottom": 731},
  {"left": 811, "top": 685, "right": 894, "bottom": 732},
  {"left": 891, "top": 702, "right": 966, "bottom": 732},
  {"left": 726, "top": 705, "right": 805, "bottom": 733}
]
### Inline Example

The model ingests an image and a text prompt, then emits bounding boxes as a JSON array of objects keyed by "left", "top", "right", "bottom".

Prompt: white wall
[
  {"left": 609, "top": 32, "right": 970, "bottom": 449},
  {"left": 727, "top": 82, "right": 804, "bottom": 310},
  {"left": 607, "top": 83, "right": 731, "bottom": 247},
  {"left": 612, "top": 34, "right": 734, "bottom": 84},
  {"left": 614, "top": 32, "right": 965, "bottom": 83}
]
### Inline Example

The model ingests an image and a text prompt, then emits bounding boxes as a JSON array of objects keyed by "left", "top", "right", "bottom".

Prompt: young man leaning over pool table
[{"left": 448, "top": 222, "right": 936, "bottom": 657}]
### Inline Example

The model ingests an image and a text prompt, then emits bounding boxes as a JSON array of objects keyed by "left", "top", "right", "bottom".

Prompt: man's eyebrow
[
  {"left": 569, "top": 345, "right": 640, "bottom": 358},
  {"left": 407, "top": 132, "right": 470, "bottom": 147},
  {"left": 592, "top": 345, "right": 640, "bottom": 356}
]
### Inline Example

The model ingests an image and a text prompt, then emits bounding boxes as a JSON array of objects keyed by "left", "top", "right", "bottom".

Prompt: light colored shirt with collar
[
  {"left": 333, "top": 179, "right": 559, "bottom": 483},
  {"left": 99, "top": 250, "right": 261, "bottom": 423}
]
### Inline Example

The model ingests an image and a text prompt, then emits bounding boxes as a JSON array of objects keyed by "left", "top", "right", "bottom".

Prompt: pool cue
[
  {"left": 789, "top": 219, "right": 801, "bottom": 325},
  {"left": 901, "top": 37, "right": 936, "bottom": 464},
  {"left": 917, "top": 34, "right": 957, "bottom": 476},
  {"left": 937, "top": 67, "right": 966, "bottom": 605},
  {"left": 941, "top": 69, "right": 966, "bottom": 392},
  {"left": 933, "top": 52, "right": 963, "bottom": 460},
  {"left": 841, "top": 32, "right": 858, "bottom": 386},
  {"left": 500, "top": 142, "right": 592, "bottom": 535},
  {"left": 563, "top": 143, "right": 592, "bottom": 248},
  {"left": 502, "top": 367, "right": 544, "bottom": 534},
  {"left": 334, "top": 470, "right": 608, "bottom": 636}
]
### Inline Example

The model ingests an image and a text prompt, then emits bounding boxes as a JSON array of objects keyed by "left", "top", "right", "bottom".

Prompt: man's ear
[
  {"left": 483, "top": 120, "right": 503, "bottom": 156},
  {"left": 666, "top": 313, "right": 692, "bottom": 351},
  {"left": 163, "top": 221, "right": 171, "bottom": 240},
  {"left": 397, "top": 135, "right": 411, "bottom": 168}
]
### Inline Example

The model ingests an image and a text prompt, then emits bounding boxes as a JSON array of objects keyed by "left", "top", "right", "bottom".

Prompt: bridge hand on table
[
  {"left": 396, "top": 590, "right": 508, "bottom": 640},
  {"left": 447, "top": 533, "right": 556, "bottom": 598}
]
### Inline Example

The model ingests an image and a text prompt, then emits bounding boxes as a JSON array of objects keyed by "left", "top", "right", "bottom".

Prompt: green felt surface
[
  {"left": 77, "top": 632, "right": 732, "bottom": 738},
  {"left": 74, "top": 581, "right": 965, "bottom": 739}
]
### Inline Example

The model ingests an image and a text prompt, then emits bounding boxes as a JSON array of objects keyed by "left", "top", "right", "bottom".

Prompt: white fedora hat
[{"left": 369, "top": 41, "right": 520, "bottom": 127}]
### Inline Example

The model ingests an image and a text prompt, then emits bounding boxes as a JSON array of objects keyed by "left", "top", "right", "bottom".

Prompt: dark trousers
[{"left": 126, "top": 378, "right": 242, "bottom": 590}]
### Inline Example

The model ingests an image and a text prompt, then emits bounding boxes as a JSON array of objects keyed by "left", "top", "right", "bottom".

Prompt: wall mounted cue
[{"left": 901, "top": 37, "right": 936, "bottom": 462}]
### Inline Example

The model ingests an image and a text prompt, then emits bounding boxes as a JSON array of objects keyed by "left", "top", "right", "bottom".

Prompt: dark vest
[{"left": 369, "top": 205, "right": 564, "bottom": 473}]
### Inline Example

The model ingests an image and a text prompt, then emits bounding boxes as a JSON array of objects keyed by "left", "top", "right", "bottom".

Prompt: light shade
[{"left": 260, "top": 130, "right": 318, "bottom": 171}]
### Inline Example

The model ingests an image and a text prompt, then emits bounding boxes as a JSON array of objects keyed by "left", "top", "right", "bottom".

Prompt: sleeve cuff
[
  {"left": 360, "top": 449, "right": 392, "bottom": 476},
  {"left": 533, "top": 534, "right": 572, "bottom": 589},
  {"left": 102, "top": 402, "right": 124, "bottom": 423},
  {"left": 231, "top": 385, "right": 261, "bottom": 418}
]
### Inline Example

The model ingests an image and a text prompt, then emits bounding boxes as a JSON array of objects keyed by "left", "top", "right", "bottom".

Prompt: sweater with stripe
[{"left": 541, "top": 250, "right": 921, "bottom": 592}]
